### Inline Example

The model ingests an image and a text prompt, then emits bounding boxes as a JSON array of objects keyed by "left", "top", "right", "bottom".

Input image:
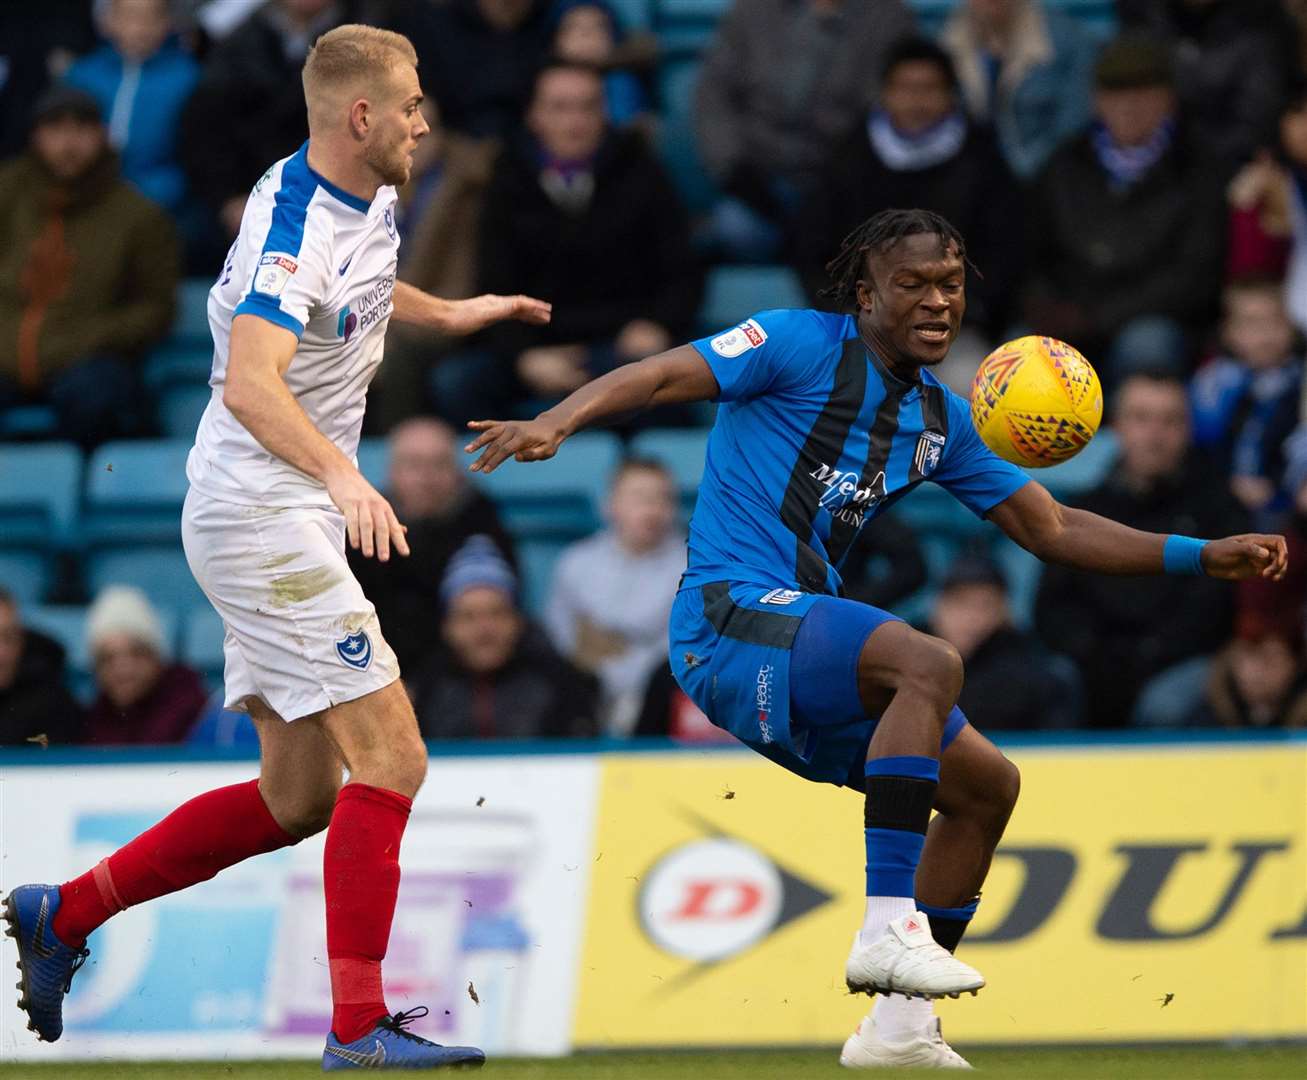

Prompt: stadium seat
[
  {"left": 629, "top": 427, "right": 708, "bottom": 516},
  {"left": 699, "top": 265, "right": 807, "bottom": 332},
  {"left": 610, "top": 0, "right": 653, "bottom": 30},
  {"left": 0, "top": 441, "right": 82, "bottom": 548},
  {"left": 85, "top": 546, "right": 208, "bottom": 615},
  {"left": 83, "top": 440, "right": 193, "bottom": 546},
  {"left": 1039, "top": 429, "right": 1119, "bottom": 501},
  {"left": 0, "top": 405, "right": 59, "bottom": 439},
  {"left": 656, "top": 60, "right": 720, "bottom": 212},
  {"left": 655, "top": 0, "right": 728, "bottom": 54},
  {"left": 159, "top": 384, "right": 213, "bottom": 439},
  {"left": 516, "top": 537, "right": 569, "bottom": 618},
  {"left": 173, "top": 278, "right": 215, "bottom": 344},
  {"left": 181, "top": 605, "right": 227, "bottom": 689},
  {"left": 355, "top": 436, "right": 389, "bottom": 489},
  {"left": 470, "top": 431, "right": 621, "bottom": 539},
  {"left": 144, "top": 341, "right": 213, "bottom": 393},
  {"left": 0, "top": 552, "right": 52, "bottom": 606}
]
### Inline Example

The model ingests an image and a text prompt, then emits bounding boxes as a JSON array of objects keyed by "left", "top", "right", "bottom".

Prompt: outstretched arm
[
  {"left": 464, "top": 345, "right": 719, "bottom": 472},
  {"left": 391, "top": 280, "right": 551, "bottom": 335},
  {"left": 987, "top": 480, "right": 1287, "bottom": 581}
]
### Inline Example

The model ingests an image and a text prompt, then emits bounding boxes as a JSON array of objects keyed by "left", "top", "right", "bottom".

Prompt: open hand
[
  {"left": 464, "top": 417, "right": 568, "bottom": 474},
  {"left": 1202, "top": 534, "right": 1288, "bottom": 581},
  {"left": 324, "top": 465, "right": 409, "bottom": 561},
  {"left": 439, "top": 294, "right": 552, "bottom": 335}
]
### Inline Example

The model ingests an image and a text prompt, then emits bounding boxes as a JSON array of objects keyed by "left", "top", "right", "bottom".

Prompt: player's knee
[
  {"left": 994, "top": 756, "right": 1021, "bottom": 816},
  {"left": 898, "top": 634, "right": 964, "bottom": 716},
  {"left": 371, "top": 731, "right": 428, "bottom": 798},
  {"left": 283, "top": 792, "right": 338, "bottom": 839}
]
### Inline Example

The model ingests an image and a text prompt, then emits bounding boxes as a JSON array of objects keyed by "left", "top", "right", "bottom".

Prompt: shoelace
[
  {"left": 63, "top": 947, "right": 90, "bottom": 993},
  {"left": 378, "top": 1006, "right": 432, "bottom": 1044}
]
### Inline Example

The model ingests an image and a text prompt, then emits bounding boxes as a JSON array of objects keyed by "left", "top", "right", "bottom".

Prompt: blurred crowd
[{"left": 5, "top": 0, "right": 1307, "bottom": 746}]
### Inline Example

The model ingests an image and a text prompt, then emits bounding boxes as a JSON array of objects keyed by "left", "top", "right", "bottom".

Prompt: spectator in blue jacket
[
  {"left": 938, "top": 0, "right": 1100, "bottom": 180},
  {"left": 64, "top": 0, "right": 199, "bottom": 213},
  {"left": 1190, "top": 277, "right": 1303, "bottom": 524}
]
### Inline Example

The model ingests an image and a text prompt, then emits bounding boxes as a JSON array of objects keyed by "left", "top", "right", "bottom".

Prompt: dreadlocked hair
[{"left": 821, "top": 208, "right": 971, "bottom": 309}]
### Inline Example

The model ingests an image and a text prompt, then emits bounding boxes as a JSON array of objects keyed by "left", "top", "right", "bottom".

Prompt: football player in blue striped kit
[{"left": 465, "top": 209, "right": 1286, "bottom": 1068}]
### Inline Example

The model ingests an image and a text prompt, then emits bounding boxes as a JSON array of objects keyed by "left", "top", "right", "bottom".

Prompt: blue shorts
[{"left": 669, "top": 582, "right": 968, "bottom": 788}]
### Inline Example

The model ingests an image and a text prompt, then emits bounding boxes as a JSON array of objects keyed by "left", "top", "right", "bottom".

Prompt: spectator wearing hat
[
  {"left": 938, "top": 0, "right": 1100, "bottom": 180},
  {"left": 927, "top": 555, "right": 1083, "bottom": 731},
  {"left": 1035, "top": 370, "right": 1249, "bottom": 728},
  {"left": 411, "top": 537, "right": 600, "bottom": 740},
  {"left": 544, "top": 459, "right": 685, "bottom": 736},
  {"left": 0, "top": 588, "right": 84, "bottom": 747},
  {"left": 348, "top": 418, "right": 517, "bottom": 673},
  {"left": 0, "top": 85, "right": 178, "bottom": 445},
  {"left": 64, "top": 0, "right": 200, "bottom": 213},
  {"left": 82, "top": 586, "right": 207, "bottom": 745},
  {"left": 1023, "top": 33, "right": 1226, "bottom": 384}
]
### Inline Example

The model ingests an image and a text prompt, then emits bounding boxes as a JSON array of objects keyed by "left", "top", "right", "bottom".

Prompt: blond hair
[{"left": 302, "top": 24, "right": 418, "bottom": 129}]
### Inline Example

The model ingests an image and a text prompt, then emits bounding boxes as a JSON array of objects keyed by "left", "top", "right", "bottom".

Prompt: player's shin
[
  {"left": 323, "top": 782, "right": 412, "bottom": 1044},
  {"left": 861, "top": 756, "right": 939, "bottom": 943},
  {"left": 52, "top": 779, "right": 297, "bottom": 947}
]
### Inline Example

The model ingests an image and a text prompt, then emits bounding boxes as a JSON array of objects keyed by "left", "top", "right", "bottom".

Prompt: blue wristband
[{"left": 1163, "top": 535, "right": 1208, "bottom": 576}]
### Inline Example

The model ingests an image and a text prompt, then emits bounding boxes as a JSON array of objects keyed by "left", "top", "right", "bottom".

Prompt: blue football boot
[
  {"left": 3, "top": 884, "right": 91, "bottom": 1042},
  {"left": 322, "top": 1007, "right": 485, "bottom": 1071}
]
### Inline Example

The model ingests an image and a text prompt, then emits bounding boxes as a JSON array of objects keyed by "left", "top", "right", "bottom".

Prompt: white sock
[
  {"left": 875, "top": 992, "right": 936, "bottom": 1040},
  {"left": 860, "top": 895, "right": 916, "bottom": 945}
]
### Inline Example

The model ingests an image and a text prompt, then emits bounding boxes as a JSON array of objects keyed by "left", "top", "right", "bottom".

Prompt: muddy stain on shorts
[
  {"left": 269, "top": 565, "right": 343, "bottom": 607},
  {"left": 259, "top": 551, "right": 301, "bottom": 571}
]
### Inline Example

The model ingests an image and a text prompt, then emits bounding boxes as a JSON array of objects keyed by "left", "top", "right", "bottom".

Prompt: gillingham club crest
[{"left": 335, "top": 629, "right": 373, "bottom": 670}]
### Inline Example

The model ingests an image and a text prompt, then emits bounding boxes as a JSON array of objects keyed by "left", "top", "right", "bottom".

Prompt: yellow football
[{"left": 969, "top": 336, "right": 1103, "bottom": 468}]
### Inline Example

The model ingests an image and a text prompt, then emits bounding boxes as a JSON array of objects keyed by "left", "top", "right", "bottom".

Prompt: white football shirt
[{"left": 187, "top": 143, "right": 399, "bottom": 508}]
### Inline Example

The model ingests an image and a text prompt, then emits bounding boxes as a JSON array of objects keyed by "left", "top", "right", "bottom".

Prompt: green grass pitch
[{"left": 2, "top": 1047, "right": 1305, "bottom": 1080}]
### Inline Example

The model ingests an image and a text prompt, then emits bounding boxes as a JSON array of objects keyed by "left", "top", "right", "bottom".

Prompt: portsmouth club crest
[
  {"left": 336, "top": 629, "right": 373, "bottom": 670},
  {"left": 914, "top": 430, "right": 946, "bottom": 476}
]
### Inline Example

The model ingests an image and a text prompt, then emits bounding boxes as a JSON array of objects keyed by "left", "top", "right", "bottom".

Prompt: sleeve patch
[
  {"left": 710, "top": 318, "right": 768, "bottom": 358},
  {"left": 253, "top": 252, "right": 299, "bottom": 296}
]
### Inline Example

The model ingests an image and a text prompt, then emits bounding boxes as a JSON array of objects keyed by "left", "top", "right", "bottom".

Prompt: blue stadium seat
[
  {"left": 173, "top": 278, "right": 214, "bottom": 344},
  {"left": 355, "top": 437, "right": 389, "bottom": 490},
  {"left": 655, "top": 0, "right": 728, "bottom": 54},
  {"left": 517, "top": 537, "right": 569, "bottom": 618},
  {"left": 182, "top": 605, "right": 227, "bottom": 689},
  {"left": 610, "top": 0, "right": 654, "bottom": 30},
  {"left": 0, "top": 552, "right": 51, "bottom": 606},
  {"left": 629, "top": 427, "right": 708, "bottom": 516},
  {"left": 0, "top": 405, "right": 59, "bottom": 439},
  {"left": 656, "top": 60, "right": 720, "bottom": 212},
  {"left": 699, "top": 265, "right": 807, "bottom": 332},
  {"left": 144, "top": 341, "right": 213, "bottom": 392},
  {"left": 470, "top": 432, "right": 621, "bottom": 538},
  {"left": 83, "top": 440, "right": 192, "bottom": 545},
  {"left": 992, "top": 538, "right": 1042, "bottom": 630},
  {"left": 0, "top": 442, "right": 82, "bottom": 549},
  {"left": 159, "top": 384, "right": 213, "bottom": 439},
  {"left": 1038, "top": 429, "right": 1118, "bottom": 501},
  {"left": 85, "top": 546, "right": 207, "bottom": 616}
]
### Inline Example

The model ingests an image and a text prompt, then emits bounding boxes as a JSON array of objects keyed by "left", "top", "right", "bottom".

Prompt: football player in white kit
[{"left": 5, "top": 25, "right": 549, "bottom": 1071}]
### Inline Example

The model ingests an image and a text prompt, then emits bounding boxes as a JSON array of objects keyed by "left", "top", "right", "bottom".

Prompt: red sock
[
  {"left": 324, "top": 782, "right": 412, "bottom": 1044},
  {"left": 53, "top": 780, "right": 296, "bottom": 947}
]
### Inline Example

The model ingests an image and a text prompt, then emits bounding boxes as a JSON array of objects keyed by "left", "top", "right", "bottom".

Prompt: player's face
[
  {"left": 364, "top": 63, "right": 429, "bottom": 187},
  {"left": 858, "top": 234, "right": 965, "bottom": 369}
]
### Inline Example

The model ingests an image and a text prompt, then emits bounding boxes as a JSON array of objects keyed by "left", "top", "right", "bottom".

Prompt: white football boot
[
  {"left": 840, "top": 1014, "right": 973, "bottom": 1069},
  {"left": 845, "top": 913, "right": 985, "bottom": 999}
]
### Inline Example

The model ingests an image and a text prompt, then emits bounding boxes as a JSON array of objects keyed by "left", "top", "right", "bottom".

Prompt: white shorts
[{"left": 181, "top": 487, "right": 401, "bottom": 721}]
